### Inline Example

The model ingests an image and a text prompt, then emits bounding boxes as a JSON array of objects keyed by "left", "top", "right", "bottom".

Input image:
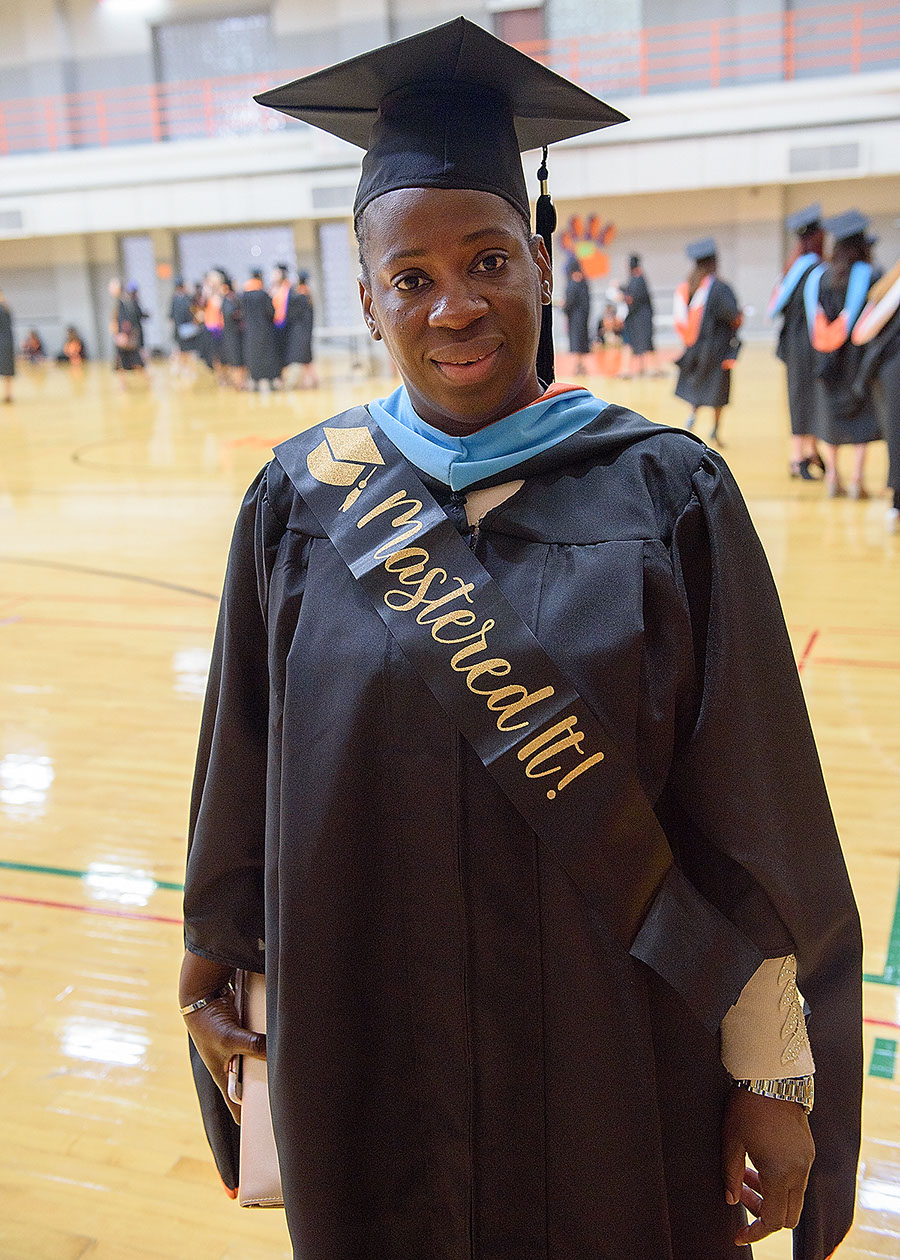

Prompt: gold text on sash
[{"left": 358, "top": 490, "right": 604, "bottom": 800}]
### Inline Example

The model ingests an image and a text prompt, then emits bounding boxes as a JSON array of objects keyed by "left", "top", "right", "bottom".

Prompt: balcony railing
[{"left": 0, "top": 0, "right": 897, "bottom": 157}]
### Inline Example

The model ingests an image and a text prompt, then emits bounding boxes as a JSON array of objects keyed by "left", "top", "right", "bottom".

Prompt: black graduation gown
[
  {"left": 0, "top": 303, "right": 14, "bottom": 377},
  {"left": 621, "top": 273, "right": 654, "bottom": 354},
  {"left": 675, "top": 278, "right": 740, "bottom": 408},
  {"left": 812, "top": 271, "right": 881, "bottom": 446},
  {"left": 775, "top": 262, "right": 820, "bottom": 437},
  {"left": 285, "top": 288, "right": 315, "bottom": 365},
  {"left": 241, "top": 289, "right": 279, "bottom": 382},
  {"left": 113, "top": 298, "right": 142, "bottom": 371},
  {"left": 855, "top": 307, "right": 900, "bottom": 495},
  {"left": 184, "top": 408, "right": 861, "bottom": 1260},
  {"left": 563, "top": 277, "right": 591, "bottom": 354},
  {"left": 220, "top": 294, "right": 244, "bottom": 368},
  {"left": 170, "top": 292, "right": 197, "bottom": 351}
]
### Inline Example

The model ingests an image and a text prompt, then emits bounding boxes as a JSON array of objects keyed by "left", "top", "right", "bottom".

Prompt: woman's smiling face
[{"left": 358, "top": 187, "right": 553, "bottom": 435}]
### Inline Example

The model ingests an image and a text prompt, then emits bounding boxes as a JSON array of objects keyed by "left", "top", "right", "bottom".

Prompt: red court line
[
  {"left": 821, "top": 627, "right": 900, "bottom": 638},
  {"left": 813, "top": 657, "right": 900, "bottom": 671},
  {"left": 0, "top": 893, "right": 182, "bottom": 926},
  {"left": 2, "top": 898, "right": 899, "bottom": 1028},
  {"left": 797, "top": 629, "right": 820, "bottom": 674}
]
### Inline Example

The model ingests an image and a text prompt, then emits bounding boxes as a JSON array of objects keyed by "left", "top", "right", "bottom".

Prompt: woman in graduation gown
[
  {"left": 804, "top": 211, "right": 881, "bottom": 498},
  {"left": 619, "top": 253, "right": 656, "bottom": 377},
  {"left": 219, "top": 274, "right": 245, "bottom": 390},
  {"left": 852, "top": 255, "right": 900, "bottom": 529},
  {"left": 0, "top": 288, "right": 14, "bottom": 403},
  {"left": 768, "top": 205, "right": 826, "bottom": 480},
  {"left": 240, "top": 270, "right": 279, "bottom": 389},
  {"left": 179, "top": 22, "right": 861, "bottom": 1260},
  {"left": 284, "top": 271, "right": 318, "bottom": 388},
  {"left": 563, "top": 259, "right": 591, "bottom": 374},
  {"left": 674, "top": 240, "right": 742, "bottom": 444}
]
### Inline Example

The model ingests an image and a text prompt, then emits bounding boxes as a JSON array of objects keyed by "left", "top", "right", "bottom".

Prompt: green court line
[
  {"left": 869, "top": 1038, "right": 897, "bottom": 1080},
  {"left": 863, "top": 876, "right": 900, "bottom": 988},
  {"left": 2, "top": 860, "right": 899, "bottom": 988},
  {"left": 0, "top": 858, "right": 183, "bottom": 892}
]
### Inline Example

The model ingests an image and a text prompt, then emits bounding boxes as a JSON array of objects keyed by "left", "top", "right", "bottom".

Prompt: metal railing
[{"left": 0, "top": 0, "right": 897, "bottom": 157}]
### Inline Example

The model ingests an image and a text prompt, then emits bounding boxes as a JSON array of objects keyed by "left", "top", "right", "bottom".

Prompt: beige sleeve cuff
[{"left": 720, "top": 955, "right": 815, "bottom": 1080}]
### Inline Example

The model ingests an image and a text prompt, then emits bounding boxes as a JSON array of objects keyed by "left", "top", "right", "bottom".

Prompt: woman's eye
[
  {"left": 394, "top": 274, "right": 427, "bottom": 291},
  {"left": 474, "top": 253, "right": 508, "bottom": 273}
]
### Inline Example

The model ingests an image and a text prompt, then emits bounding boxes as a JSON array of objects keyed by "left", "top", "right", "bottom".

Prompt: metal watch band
[
  {"left": 734, "top": 1075, "right": 814, "bottom": 1113},
  {"left": 179, "top": 980, "right": 235, "bottom": 1017}
]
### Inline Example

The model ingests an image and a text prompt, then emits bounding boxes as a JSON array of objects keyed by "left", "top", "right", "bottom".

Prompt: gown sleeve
[
  {"left": 183, "top": 463, "right": 286, "bottom": 973},
  {"left": 668, "top": 447, "right": 862, "bottom": 1259}
]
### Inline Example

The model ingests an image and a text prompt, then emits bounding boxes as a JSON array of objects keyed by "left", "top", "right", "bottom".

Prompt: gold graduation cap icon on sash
[{"left": 306, "top": 426, "right": 386, "bottom": 511}]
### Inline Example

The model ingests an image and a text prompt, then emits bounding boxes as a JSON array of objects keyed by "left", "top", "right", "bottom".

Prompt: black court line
[
  {"left": 70, "top": 437, "right": 215, "bottom": 473},
  {"left": 0, "top": 556, "right": 218, "bottom": 601}
]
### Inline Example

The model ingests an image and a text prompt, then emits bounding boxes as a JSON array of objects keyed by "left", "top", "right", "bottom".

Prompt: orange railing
[{"left": 0, "top": 0, "right": 897, "bottom": 157}]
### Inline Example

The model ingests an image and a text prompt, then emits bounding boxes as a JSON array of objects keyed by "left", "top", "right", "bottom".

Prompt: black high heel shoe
[{"left": 790, "top": 459, "right": 818, "bottom": 481}]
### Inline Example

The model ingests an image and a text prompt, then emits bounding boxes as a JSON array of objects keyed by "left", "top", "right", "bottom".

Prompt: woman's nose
[{"left": 427, "top": 282, "right": 488, "bottom": 329}]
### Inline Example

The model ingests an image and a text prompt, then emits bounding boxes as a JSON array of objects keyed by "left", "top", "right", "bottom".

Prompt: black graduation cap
[
  {"left": 255, "top": 18, "right": 625, "bottom": 221},
  {"left": 255, "top": 19, "right": 626, "bottom": 385},
  {"left": 824, "top": 209, "right": 869, "bottom": 242},
  {"left": 686, "top": 237, "right": 717, "bottom": 262},
  {"left": 786, "top": 203, "right": 822, "bottom": 235}
]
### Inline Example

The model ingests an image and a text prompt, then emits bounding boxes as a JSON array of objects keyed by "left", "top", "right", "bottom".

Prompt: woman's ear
[{"left": 358, "top": 279, "right": 382, "bottom": 341}]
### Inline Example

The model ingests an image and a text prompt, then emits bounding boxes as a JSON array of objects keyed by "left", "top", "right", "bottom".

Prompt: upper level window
[{"left": 153, "top": 11, "right": 274, "bottom": 84}]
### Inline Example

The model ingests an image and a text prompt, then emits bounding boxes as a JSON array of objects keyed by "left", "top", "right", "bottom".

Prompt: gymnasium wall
[{"left": 1, "top": 175, "right": 896, "bottom": 359}]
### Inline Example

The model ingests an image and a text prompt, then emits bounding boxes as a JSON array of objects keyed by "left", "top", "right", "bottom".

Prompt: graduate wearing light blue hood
[{"left": 768, "top": 203, "right": 825, "bottom": 479}]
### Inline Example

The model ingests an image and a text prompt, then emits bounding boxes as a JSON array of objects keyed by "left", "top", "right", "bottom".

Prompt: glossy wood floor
[{"left": 0, "top": 346, "right": 897, "bottom": 1260}]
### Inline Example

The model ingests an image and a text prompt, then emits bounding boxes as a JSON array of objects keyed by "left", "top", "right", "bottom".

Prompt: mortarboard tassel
[{"left": 535, "top": 146, "right": 557, "bottom": 386}]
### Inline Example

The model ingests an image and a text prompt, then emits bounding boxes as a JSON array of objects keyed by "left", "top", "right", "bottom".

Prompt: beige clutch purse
[{"left": 233, "top": 971, "right": 284, "bottom": 1208}]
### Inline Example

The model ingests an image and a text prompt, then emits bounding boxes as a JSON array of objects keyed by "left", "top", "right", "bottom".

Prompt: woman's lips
[{"left": 431, "top": 342, "right": 502, "bottom": 385}]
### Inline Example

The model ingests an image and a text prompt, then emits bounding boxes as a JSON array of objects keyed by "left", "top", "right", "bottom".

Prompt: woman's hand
[
  {"left": 722, "top": 1085, "right": 815, "bottom": 1246},
  {"left": 179, "top": 950, "right": 266, "bottom": 1123}
]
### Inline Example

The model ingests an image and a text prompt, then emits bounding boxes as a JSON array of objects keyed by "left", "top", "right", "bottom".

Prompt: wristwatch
[{"left": 733, "top": 1075, "right": 814, "bottom": 1114}]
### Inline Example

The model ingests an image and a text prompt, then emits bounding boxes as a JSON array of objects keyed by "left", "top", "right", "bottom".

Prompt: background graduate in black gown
[
  {"left": 805, "top": 210, "right": 880, "bottom": 498},
  {"left": 674, "top": 238, "right": 742, "bottom": 444},
  {"left": 179, "top": 22, "right": 861, "bottom": 1260},
  {"left": 563, "top": 258, "right": 591, "bottom": 374},
  {"left": 852, "top": 254, "right": 900, "bottom": 528},
  {"left": 219, "top": 274, "right": 245, "bottom": 391},
  {"left": 283, "top": 270, "right": 317, "bottom": 388},
  {"left": 0, "top": 288, "right": 15, "bottom": 403},
  {"left": 769, "top": 204, "right": 826, "bottom": 480},
  {"left": 618, "top": 253, "right": 656, "bottom": 378},
  {"left": 241, "top": 270, "right": 279, "bottom": 390}
]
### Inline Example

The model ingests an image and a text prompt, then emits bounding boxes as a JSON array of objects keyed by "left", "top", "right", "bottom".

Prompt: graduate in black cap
[
  {"left": 852, "top": 239, "right": 900, "bottom": 531},
  {"left": 618, "top": 252, "right": 657, "bottom": 378},
  {"left": 673, "top": 239, "right": 742, "bottom": 442},
  {"left": 241, "top": 270, "right": 279, "bottom": 390},
  {"left": 563, "top": 256, "right": 591, "bottom": 374},
  {"left": 179, "top": 21, "right": 861, "bottom": 1260},
  {"left": 768, "top": 204, "right": 826, "bottom": 480},
  {"left": 804, "top": 210, "right": 880, "bottom": 497}
]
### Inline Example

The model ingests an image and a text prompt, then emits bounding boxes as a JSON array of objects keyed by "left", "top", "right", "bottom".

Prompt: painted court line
[
  {"left": 797, "top": 629, "right": 820, "bottom": 673},
  {"left": 11, "top": 616, "right": 213, "bottom": 634},
  {"left": 812, "top": 656, "right": 900, "bottom": 671},
  {"left": 0, "top": 858, "right": 183, "bottom": 892},
  {"left": 0, "top": 893, "right": 182, "bottom": 926}
]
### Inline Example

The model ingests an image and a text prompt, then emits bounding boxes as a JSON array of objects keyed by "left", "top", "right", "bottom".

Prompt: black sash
[{"left": 275, "top": 408, "right": 762, "bottom": 1033}]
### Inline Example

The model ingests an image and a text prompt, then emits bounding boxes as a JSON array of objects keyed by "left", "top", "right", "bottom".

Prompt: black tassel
[{"left": 535, "top": 145, "right": 557, "bottom": 386}]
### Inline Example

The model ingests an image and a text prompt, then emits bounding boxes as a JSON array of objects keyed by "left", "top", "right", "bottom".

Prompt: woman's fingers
[{"left": 722, "top": 1132, "right": 747, "bottom": 1207}]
